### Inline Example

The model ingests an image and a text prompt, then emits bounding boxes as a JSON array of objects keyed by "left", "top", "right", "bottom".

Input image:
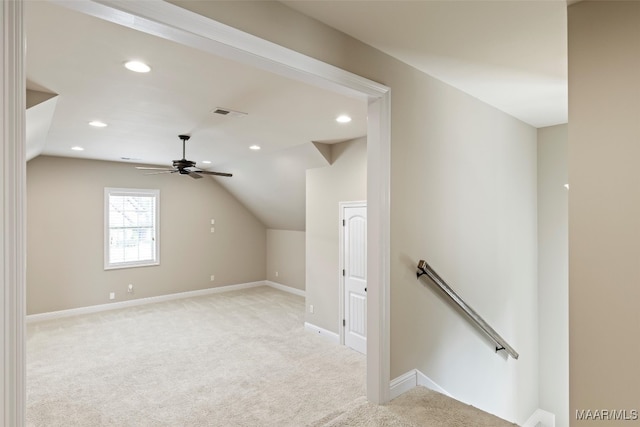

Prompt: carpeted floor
[
  {"left": 27, "top": 286, "right": 366, "bottom": 426},
  {"left": 27, "top": 285, "right": 518, "bottom": 426},
  {"left": 311, "top": 387, "right": 518, "bottom": 427}
]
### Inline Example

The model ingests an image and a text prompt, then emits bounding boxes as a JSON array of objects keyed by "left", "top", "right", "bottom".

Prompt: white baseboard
[
  {"left": 391, "top": 369, "right": 552, "bottom": 427},
  {"left": 26, "top": 281, "right": 266, "bottom": 323},
  {"left": 265, "top": 280, "right": 305, "bottom": 297},
  {"left": 522, "top": 409, "right": 555, "bottom": 427},
  {"left": 389, "top": 370, "right": 418, "bottom": 399},
  {"left": 304, "top": 322, "right": 340, "bottom": 344},
  {"left": 390, "top": 369, "right": 452, "bottom": 400}
]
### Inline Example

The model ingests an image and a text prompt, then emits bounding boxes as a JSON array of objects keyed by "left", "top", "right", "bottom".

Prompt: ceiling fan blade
[
  {"left": 195, "top": 170, "right": 233, "bottom": 178},
  {"left": 137, "top": 136, "right": 232, "bottom": 180},
  {"left": 136, "top": 166, "right": 175, "bottom": 171},
  {"left": 144, "top": 170, "right": 177, "bottom": 175}
]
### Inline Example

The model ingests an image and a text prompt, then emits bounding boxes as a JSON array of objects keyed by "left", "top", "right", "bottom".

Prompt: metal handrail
[{"left": 416, "top": 260, "right": 519, "bottom": 360}]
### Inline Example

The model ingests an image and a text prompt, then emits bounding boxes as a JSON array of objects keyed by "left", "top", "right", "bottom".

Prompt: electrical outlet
[
  {"left": 210, "top": 275, "right": 215, "bottom": 281},
  {"left": 210, "top": 227, "right": 215, "bottom": 233},
  {"left": 275, "top": 271, "right": 279, "bottom": 277},
  {"left": 309, "top": 304, "right": 314, "bottom": 314},
  {"left": 109, "top": 292, "right": 115, "bottom": 300},
  {"left": 128, "top": 284, "right": 134, "bottom": 293}
]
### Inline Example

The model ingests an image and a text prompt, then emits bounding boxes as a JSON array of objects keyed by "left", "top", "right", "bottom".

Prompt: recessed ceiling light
[
  {"left": 88, "top": 120, "right": 107, "bottom": 128},
  {"left": 202, "top": 160, "right": 212, "bottom": 164},
  {"left": 71, "top": 146, "right": 84, "bottom": 151},
  {"left": 336, "top": 115, "right": 352, "bottom": 123},
  {"left": 249, "top": 145, "right": 261, "bottom": 150},
  {"left": 124, "top": 60, "right": 151, "bottom": 73}
]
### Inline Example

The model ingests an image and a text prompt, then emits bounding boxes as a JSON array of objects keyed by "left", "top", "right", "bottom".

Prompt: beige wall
[
  {"left": 27, "top": 156, "right": 266, "bottom": 314},
  {"left": 537, "top": 124, "right": 568, "bottom": 426},
  {"left": 141, "top": 2, "right": 540, "bottom": 422},
  {"left": 266, "top": 229, "right": 305, "bottom": 290},
  {"left": 390, "top": 69, "right": 538, "bottom": 422},
  {"left": 569, "top": 1, "right": 640, "bottom": 421},
  {"left": 306, "top": 137, "right": 367, "bottom": 332}
]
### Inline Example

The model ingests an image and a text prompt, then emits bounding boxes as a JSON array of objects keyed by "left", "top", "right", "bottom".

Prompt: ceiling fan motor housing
[{"left": 173, "top": 159, "right": 196, "bottom": 169}]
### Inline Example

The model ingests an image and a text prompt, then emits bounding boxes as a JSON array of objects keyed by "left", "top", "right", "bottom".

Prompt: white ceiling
[
  {"left": 25, "top": 1, "right": 367, "bottom": 231},
  {"left": 284, "top": 0, "right": 568, "bottom": 128},
  {"left": 26, "top": 0, "right": 569, "bottom": 231}
]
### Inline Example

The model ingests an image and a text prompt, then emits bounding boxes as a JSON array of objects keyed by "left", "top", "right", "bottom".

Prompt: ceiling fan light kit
[{"left": 136, "top": 134, "right": 232, "bottom": 179}]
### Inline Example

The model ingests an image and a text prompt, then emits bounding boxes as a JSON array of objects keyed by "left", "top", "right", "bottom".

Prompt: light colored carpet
[
  {"left": 311, "top": 387, "right": 518, "bottom": 427},
  {"left": 27, "top": 286, "right": 366, "bottom": 426},
  {"left": 28, "top": 286, "right": 518, "bottom": 426}
]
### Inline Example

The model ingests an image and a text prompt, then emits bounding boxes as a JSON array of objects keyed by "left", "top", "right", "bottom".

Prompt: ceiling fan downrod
[{"left": 178, "top": 134, "right": 190, "bottom": 160}]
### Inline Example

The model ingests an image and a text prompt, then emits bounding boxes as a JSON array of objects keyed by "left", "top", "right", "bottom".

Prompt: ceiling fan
[{"left": 136, "top": 134, "right": 232, "bottom": 179}]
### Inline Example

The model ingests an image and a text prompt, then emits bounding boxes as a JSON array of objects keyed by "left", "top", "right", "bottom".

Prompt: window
[{"left": 105, "top": 188, "right": 159, "bottom": 269}]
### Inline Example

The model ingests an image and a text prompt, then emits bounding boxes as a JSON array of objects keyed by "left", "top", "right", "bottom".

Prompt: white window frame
[{"left": 104, "top": 187, "right": 160, "bottom": 270}]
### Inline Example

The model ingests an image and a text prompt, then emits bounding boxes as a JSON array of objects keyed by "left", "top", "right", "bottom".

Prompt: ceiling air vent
[{"left": 212, "top": 107, "right": 247, "bottom": 118}]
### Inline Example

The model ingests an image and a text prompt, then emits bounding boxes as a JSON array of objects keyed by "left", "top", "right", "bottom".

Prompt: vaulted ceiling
[
  {"left": 26, "top": 0, "right": 568, "bottom": 231},
  {"left": 25, "top": 1, "right": 367, "bottom": 231}
]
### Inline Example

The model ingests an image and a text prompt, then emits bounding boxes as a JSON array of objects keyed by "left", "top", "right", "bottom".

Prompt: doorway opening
[{"left": 2, "top": 1, "right": 391, "bottom": 422}]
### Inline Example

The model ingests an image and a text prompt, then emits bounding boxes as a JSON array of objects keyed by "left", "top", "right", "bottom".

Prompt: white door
[{"left": 343, "top": 203, "right": 367, "bottom": 354}]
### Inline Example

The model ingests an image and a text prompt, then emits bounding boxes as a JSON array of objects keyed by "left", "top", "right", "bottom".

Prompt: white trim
[
  {"left": 390, "top": 369, "right": 453, "bottom": 400},
  {"left": 389, "top": 370, "right": 418, "bottom": 400},
  {"left": 104, "top": 187, "right": 160, "bottom": 270},
  {"left": 2, "top": 0, "right": 26, "bottom": 424},
  {"left": 338, "top": 201, "right": 367, "bottom": 346},
  {"left": 265, "top": 280, "right": 306, "bottom": 298},
  {"left": 391, "top": 369, "right": 539, "bottom": 426},
  {"left": 366, "top": 92, "right": 392, "bottom": 404},
  {"left": 304, "top": 322, "right": 340, "bottom": 344},
  {"left": 522, "top": 409, "right": 556, "bottom": 427},
  {"left": 26, "top": 281, "right": 265, "bottom": 324},
  {"left": 392, "top": 369, "right": 547, "bottom": 426},
  {"left": 10, "top": 0, "right": 392, "bottom": 413}
]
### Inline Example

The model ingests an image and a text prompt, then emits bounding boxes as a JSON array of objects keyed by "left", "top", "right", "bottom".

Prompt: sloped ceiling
[
  {"left": 27, "top": 0, "right": 569, "bottom": 231},
  {"left": 218, "top": 142, "right": 333, "bottom": 231},
  {"left": 284, "top": 0, "right": 568, "bottom": 128},
  {"left": 26, "top": 90, "right": 58, "bottom": 161},
  {"left": 25, "top": 1, "right": 367, "bottom": 231}
]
